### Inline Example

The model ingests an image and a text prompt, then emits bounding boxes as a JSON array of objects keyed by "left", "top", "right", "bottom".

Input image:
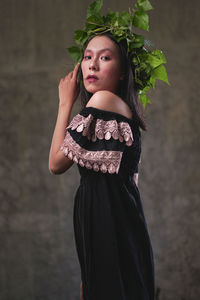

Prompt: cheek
[
  {"left": 81, "top": 62, "right": 87, "bottom": 76},
  {"left": 102, "top": 63, "right": 121, "bottom": 78},
  {"left": 81, "top": 64, "right": 85, "bottom": 76}
]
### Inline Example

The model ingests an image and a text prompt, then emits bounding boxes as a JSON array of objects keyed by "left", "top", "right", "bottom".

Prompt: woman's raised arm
[{"left": 48, "top": 63, "right": 80, "bottom": 174}]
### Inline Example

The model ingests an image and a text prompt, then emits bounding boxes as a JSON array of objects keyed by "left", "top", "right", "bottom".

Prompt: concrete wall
[{"left": 0, "top": 0, "right": 199, "bottom": 299}]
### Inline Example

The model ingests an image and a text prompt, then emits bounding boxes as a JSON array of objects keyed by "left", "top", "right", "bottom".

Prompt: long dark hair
[{"left": 78, "top": 32, "right": 147, "bottom": 131}]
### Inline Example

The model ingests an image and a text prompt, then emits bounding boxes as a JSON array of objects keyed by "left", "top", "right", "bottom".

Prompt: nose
[{"left": 89, "top": 59, "right": 98, "bottom": 70}]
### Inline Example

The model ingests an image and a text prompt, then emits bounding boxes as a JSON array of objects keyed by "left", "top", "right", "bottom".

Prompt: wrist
[{"left": 58, "top": 102, "right": 73, "bottom": 111}]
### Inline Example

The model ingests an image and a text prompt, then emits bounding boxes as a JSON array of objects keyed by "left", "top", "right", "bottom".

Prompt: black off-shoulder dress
[{"left": 60, "top": 106, "right": 155, "bottom": 300}]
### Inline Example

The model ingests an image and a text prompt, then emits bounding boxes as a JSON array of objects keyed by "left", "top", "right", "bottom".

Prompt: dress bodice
[{"left": 60, "top": 106, "right": 141, "bottom": 180}]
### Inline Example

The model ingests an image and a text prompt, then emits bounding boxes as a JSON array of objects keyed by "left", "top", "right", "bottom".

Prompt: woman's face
[{"left": 81, "top": 35, "right": 123, "bottom": 94}]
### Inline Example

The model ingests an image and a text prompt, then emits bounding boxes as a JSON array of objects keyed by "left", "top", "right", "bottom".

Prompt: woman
[{"left": 49, "top": 32, "right": 155, "bottom": 300}]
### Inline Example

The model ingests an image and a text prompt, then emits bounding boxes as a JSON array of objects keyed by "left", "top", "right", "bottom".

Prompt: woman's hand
[{"left": 58, "top": 62, "right": 80, "bottom": 107}]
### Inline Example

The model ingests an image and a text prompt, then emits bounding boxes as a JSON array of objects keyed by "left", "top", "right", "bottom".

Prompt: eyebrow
[{"left": 84, "top": 48, "right": 114, "bottom": 54}]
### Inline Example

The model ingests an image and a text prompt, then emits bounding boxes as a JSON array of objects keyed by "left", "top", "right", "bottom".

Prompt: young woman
[{"left": 49, "top": 33, "right": 155, "bottom": 300}]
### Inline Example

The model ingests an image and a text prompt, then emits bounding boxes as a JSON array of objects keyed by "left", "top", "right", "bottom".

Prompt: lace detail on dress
[
  {"left": 60, "top": 131, "right": 123, "bottom": 174},
  {"left": 67, "top": 113, "right": 134, "bottom": 146}
]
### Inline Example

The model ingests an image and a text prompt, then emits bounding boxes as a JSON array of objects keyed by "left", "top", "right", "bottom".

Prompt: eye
[
  {"left": 101, "top": 56, "right": 110, "bottom": 61},
  {"left": 84, "top": 55, "right": 91, "bottom": 60}
]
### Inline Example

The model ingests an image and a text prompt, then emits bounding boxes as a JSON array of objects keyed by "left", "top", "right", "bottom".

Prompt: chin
[
  {"left": 83, "top": 81, "right": 118, "bottom": 95},
  {"left": 84, "top": 85, "right": 110, "bottom": 95},
  {"left": 84, "top": 85, "right": 101, "bottom": 94}
]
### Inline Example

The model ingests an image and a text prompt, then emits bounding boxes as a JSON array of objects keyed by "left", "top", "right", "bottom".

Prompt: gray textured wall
[{"left": 0, "top": 0, "right": 199, "bottom": 299}]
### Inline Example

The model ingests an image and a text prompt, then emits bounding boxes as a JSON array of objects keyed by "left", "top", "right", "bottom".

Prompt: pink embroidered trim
[
  {"left": 60, "top": 131, "right": 123, "bottom": 174},
  {"left": 67, "top": 113, "right": 134, "bottom": 146}
]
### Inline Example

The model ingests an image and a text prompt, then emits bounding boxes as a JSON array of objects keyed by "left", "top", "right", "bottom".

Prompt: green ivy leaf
[
  {"left": 151, "top": 64, "right": 170, "bottom": 85},
  {"left": 132, "top": 10, "right": 149, "bottom": 31},
  {"left": 145, "top": 52, "right": 166, "bottom": 68},
  {"left": 152, "top": 50, "right": 167, "bottom": 63},
  {"left": 87, "top": 0, "right": 103, "bottom": 18},
  {"left": 138, "top": 49, "right": 167, "bottom": 68},
  {"left": 132, "top": 56, "right": 140, "bottom": 66},
  {"left": 143, "top": 84, "right": 151, "bottom": 92},
  {"left": 135, "top": 0, "right": 153, "bottom": 11},
  {"left": 131, "top": 41, "right": 143, "bottom": 48},
  {"left": 109, "top": 11, "right": 119, "bottom": 25},
  {"left": 74, "top": 30, "right": 88, "bottom": 45},
  {"left": 104, "top": 11, "right": 115, "bottom": 22},
  {"left": 86, "top": 14, "right": 104, "bottom": 29},
  {"left": 138, "top": 91, "right": 151, "bottom": 108},
  {"left": 67, "top": 46, "right": 82, "bottom": 62},
  {"left": 129, "top": 34, "right": 144, "bottom": 49},
  {"left": 119, "top": 11, "right": 132, "bottom": 26},
  {"left": 149, "top": 76, "right": 156, "bottom": 88},
  {"left": 135, "top": 34, "right": 144, "bottom": 44}
]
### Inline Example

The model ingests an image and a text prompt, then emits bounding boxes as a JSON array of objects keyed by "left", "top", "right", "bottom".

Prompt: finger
[
  {"left": 72, "top": 62, "right": 80, "bottom": 80},
  {"left": 64, "top": 71, "right": 72, "bottom": 80},
  {"left": 58, "top": 78, "right": 64, "bottom": 86}
]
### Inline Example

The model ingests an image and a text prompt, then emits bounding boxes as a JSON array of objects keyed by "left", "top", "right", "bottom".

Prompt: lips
[{"left": 86, "top": 74, "right": 99, "bottom": 82}]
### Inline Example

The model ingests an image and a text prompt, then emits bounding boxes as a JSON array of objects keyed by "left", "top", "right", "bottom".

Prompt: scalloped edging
[
  {"left": 60, "top": 131, "right": 123, "bottom": 174},
  {"left": 67, "top": 113, "right": 134, "bottom": 146}
]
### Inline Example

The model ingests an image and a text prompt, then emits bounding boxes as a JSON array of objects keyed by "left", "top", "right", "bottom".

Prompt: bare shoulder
[{"left": 86, "top": 90, "right": 133, "bottom": 120}]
